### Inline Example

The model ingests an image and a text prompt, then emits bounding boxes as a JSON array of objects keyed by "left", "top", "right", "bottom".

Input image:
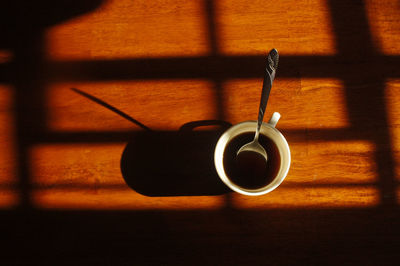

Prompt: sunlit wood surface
[{"left": 1, "top": 0, "right": 400, "bottom": 264}]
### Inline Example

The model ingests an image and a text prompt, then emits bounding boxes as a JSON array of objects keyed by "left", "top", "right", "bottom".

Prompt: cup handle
[
  {"left": 268, "top": 112, "right": 281, "bottom": 128},
  {"left": 179, "top": 120, "right": 232, "bottom": 132}
]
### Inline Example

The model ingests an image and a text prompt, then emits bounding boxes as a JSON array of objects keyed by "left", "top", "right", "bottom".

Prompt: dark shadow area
[
  {"left": 121, "top": 120, "right": 232, "bottom": 196},
  {"left": 1, "top": 208, "right": 400, "bottom": 265},
  {"left": 0, "top": 1, "right": 103, "bottom": 49}
]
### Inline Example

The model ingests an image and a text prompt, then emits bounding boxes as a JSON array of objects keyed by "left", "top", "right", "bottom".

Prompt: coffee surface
[{"left": 223, "top": 132, "right": 281, "bottom": 189}]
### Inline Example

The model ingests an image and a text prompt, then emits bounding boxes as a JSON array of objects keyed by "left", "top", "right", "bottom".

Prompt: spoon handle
[{"left": 255, "top": 49, "right": 279, "bottom": 141}]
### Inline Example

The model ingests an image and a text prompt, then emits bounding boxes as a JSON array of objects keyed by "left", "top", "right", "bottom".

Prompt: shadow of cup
[{"left": 121, "top": 120, "right": 232, "bottom": 197}]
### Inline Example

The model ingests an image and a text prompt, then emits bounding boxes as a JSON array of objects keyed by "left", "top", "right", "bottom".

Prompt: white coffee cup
[{"left": 214, "top": 112, "right": 290, "bottom": 196}]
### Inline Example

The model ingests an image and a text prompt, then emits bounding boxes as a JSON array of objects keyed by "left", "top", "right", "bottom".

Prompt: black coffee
[{"left": 223, "top": 132, "right": 281, "bottom": 189}]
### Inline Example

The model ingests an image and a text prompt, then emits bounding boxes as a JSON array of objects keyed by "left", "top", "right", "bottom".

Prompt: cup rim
[{"left": 214, "top": 120, "right": 291, "bottom": 196}]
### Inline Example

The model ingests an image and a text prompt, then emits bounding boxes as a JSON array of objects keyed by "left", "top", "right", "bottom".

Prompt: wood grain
[{"left": 0, "top": 0, "right": 399, "bottom": 264}]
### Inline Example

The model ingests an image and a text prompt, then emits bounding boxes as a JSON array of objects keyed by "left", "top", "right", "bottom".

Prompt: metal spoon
[{"left": 236, "top": 48, "right": 279, "bottom": 162}]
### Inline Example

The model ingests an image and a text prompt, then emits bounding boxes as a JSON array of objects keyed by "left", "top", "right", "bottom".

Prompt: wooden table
[{"left": 1, "top": 0, "right": 399, "bottom": 264}]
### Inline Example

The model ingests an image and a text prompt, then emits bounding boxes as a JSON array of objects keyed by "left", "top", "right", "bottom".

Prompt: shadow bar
[
  {"left": 21, "top": 181, "right": 384, "bottom": 190},
  {"left": 31, "top": 127, "right": 380, "bottom": 144},
  {"left": 0, "top": 55, "right": 398, "bottom": 83},
  {"left": 328, "top": 0, "right": 397, "bottom": 205}
]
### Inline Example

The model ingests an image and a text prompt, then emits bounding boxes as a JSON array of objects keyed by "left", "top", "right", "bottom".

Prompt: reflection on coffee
[{"left": 223, "top": 132, "right": 281, "bottom": 189}]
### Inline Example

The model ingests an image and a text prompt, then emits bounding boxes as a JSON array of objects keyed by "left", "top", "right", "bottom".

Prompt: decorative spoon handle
[{"left": 255, "top": 48, "right": 279, "bottom": 141}]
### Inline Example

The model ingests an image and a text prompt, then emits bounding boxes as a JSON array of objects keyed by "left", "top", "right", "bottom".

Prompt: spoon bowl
[{"left": 236, "top": 139, "right": 268, "bottom": 162}]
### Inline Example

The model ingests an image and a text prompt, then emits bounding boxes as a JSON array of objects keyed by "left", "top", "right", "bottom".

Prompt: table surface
[{"left": 1, "top": 0, "right": 400, "bottom": 264}]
